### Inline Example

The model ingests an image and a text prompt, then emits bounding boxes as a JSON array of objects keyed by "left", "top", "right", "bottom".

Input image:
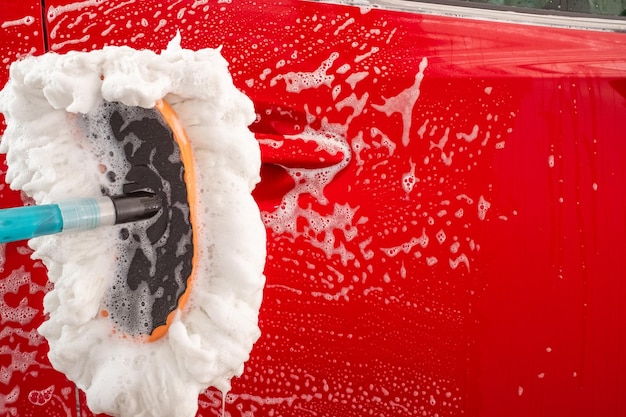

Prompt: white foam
[
  {"left": 401, "top": 158, "right": 417, "bottom": 194},
  {"left": 0, "top": 34, "right": 265, "bottom": 417},
  {"left": 1, "top": 16, "right": 35, "bottom": 29},
  {"left": 0, "top": 243, "right": 5, "bottom": 272},
  {"left": 270, "top": 52, "right": 338, "bottom": 93},
  {"left": 371, "top": 57, "right": 427, "bottom": 147}
]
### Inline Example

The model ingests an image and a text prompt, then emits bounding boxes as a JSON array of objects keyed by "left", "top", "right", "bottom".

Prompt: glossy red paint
[
  {"left": 0, "top": 2, "right": 81, "bottom": 417},
  {"left": 1, "top": 1, "right": 626, "bottom": 416}
]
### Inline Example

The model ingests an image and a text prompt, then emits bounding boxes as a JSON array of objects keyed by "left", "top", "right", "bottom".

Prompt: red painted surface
[
  {"left": 0, "top": 2, "right": 80, "bottom": 417},
  {"left": 1, "top": 1, "right": 626, "bottom": 416}
]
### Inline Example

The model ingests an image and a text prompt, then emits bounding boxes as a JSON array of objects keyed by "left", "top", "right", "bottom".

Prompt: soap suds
[
  {"left": 371, "top": 57, "right": 427, "bottom": 147},
  {"left": 0, "top": 34, "right": 265, "bottom": 417}
]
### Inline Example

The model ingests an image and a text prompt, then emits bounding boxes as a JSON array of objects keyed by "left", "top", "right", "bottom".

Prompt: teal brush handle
[
  {"left": 0, "top": 204, "right": 64, "bottom": 243},
  {"left": 0, "top": 198, "right": 113, "bottom": 244},
  {"left": 0, "top": 194, "right": 162, "bottom": 244}
]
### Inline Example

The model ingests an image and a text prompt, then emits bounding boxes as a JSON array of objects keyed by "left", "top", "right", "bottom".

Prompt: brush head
[{"left": 84, "top": 100, "right": 195, "bottom": 337}]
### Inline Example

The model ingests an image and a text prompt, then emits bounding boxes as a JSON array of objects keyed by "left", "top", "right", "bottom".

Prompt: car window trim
[{"left": 313, "top": 0, "right": 626, "bottom": 32}]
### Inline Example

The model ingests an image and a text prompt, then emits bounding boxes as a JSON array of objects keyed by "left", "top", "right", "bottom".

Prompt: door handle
[{"left": 256, "top": 132, "right": 346, "bottom": 169}]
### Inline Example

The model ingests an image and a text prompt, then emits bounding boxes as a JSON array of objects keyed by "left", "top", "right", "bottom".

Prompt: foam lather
[{"left": 0, "top": 33, "right": 266, "bottom": 417}]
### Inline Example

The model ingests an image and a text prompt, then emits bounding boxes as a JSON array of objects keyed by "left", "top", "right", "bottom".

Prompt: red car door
[
  {"left": 2, "top": 1, "right": 626, "bottom": 416},
  {"left": 0, "top": 3, "right": 82, "bottom": 417}
]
